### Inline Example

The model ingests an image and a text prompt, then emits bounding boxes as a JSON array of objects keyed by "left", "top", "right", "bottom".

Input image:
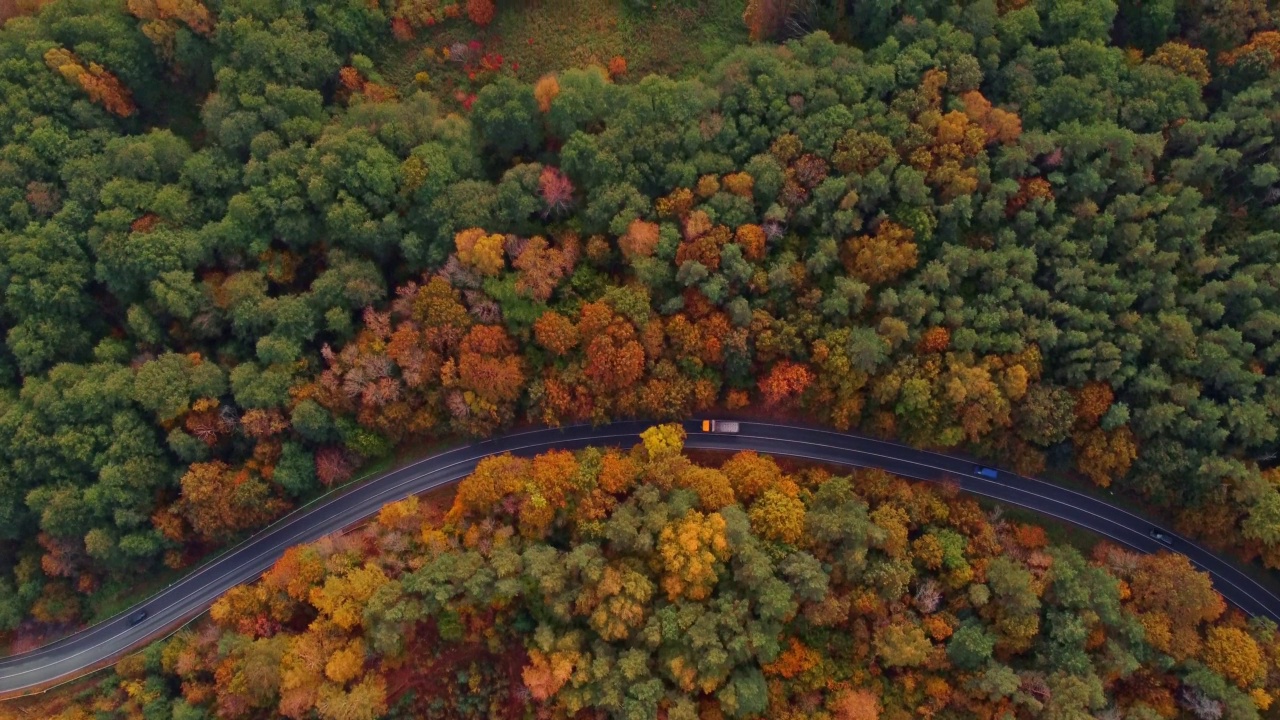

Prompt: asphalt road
[{"left": 3, "top": 420, "right": 1278, "bottom": 696}]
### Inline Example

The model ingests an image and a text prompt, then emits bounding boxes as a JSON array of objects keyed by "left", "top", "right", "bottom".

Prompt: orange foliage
[
  {"left": 735, "top": 224, "right": 767, "bottom": 261},
  {"left": 466, "top": 0, "right": 495, "bottom": 26},
  {"left": 677, "top": 466, "right": 736, "bottom": 510},
  {"left": 241, "top": 408, "right": 288, "bottom": 439},
  {"left": 620, "top": 219, "right": 661, "bottom": 260},
  {"left": 456, "top": 324, "right": 524, "bottom": 404},
  {"left": 763, "top": 638, "right": 820, "bottom": 679},
  {"left": 959, "top": 91, "right": 1022, "bottom": 145},
  {"left": 523, "top": 648, "right": 578, "bottom": 701},
  {"left": 1129, "top": 552, "right": 1226, "bottom": 625},
  {"left": 917, "top": 327, "right": 950, "bottom": 353},
  {"left": 43, "top": 48, "right": 136, "bottom": 117},
  {"left": 1221, "top": 30, "right": 1280, "bottom": 69},
  {"left": 655, "top": 187, "right": 694, "bottom": 218},
  {"left": 177, "top": 461, "right": 288, "bottom": 544},
  {"left": 1005, "top": 177, "right": 1054, "bottom": 217},
  {"left": 449, "top": 453, "right": 529, "bottom": 520},
  {"left": 534, "top": 310, "right": 579, "bottom": 356},
  {"left": 829, "top": 687, "right": 881, "bottom": 720},
  {"left": 607, "top": 55, "right": 627, "bottom": 79},
  {"left": 723, "top": 172, "right": 755, "bottom": 198},
  {"left": 843, "top": 221, "right": 918, "bottom": 285},
  {"left": 759, "top": 360, "right": 814, "bottom": 407},
  {"left": 598, "top": 450, "right": 640, "bottom": 494},
  {"left": 1074, "top": 382, "right": 1114, "bottom": 427},
  {"left": 720, "top": 451, "right": 784, "bottom": 503},
  {"left": 923, "top": 614, "right": 953, "bottom": 640},
  {"left": 127, "top": 0, "right": 214, "bottom": 35},
  {"left": 264, "top": 546, "right": 327, "bottom": 603},
  {"left": 514, "top": 234, "right": 576, "bottom": 298},
  {"left": 1013, "top": 523, "right": 1047, "bottom": 550},
  {"left": 534, "top": 74, "right": 560, "bottom": 113},
  {"left": 579, "top": 302, "right": 646, "bottom": 393},
  {"left": 1073, "top": 425, "right": 1137, "bottom": 487},
  {"left": 696, "top": 174, "right": 721, "bottom": 199}
]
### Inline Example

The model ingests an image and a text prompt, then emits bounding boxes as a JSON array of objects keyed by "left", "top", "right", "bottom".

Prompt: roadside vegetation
[{"left": 9, "top": 429, "right": 1280, "bottom": 720}]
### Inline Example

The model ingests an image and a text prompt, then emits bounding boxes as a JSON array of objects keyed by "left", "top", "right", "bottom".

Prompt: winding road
[{"left": 3, "top": 420, "right": 1278, "bottom": 697}]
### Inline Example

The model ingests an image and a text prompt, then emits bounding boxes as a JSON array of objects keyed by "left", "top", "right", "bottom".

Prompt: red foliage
[
  {"left": 539, "top": 167, "right": 575, "bottom": 215},
  {"left": 391, "top": 17, "right": 415, "bottom": 41},
  {"left": 316, "top": 446, "right": 355, "bottom": 486}
]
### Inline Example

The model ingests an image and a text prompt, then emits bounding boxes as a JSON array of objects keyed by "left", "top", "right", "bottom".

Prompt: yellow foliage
[
  {"left": 454, "top": 227, "right": 505, "bottom": 276},
  {"left": 308, "top": 563, "right": 389, "bottom": 630},
  {"left": 376, "top": 496, "right": 419, "bottom": 531},
  {"left": 641, "top": 423, "right": 686, "bottom": 460},
  {"left": 655, "top": 187, "right": 694, "bottom": 218},
  {"left": 678, "top": 466, "right": 737, "bottom": 511},
  {"left": 696, "top": 174, "right": 721, "bottom": 198},
  {"left": 324, "top": 638, "right": 366, "bottom": 684},
  {"left": 1204, "top": 626, "right": 1265, "bottom": 689},
  {"left": 586, "top": 564, "right": 654, "bottom": 641},
  {"left": 748, "top": 489, "right": 807, "bottom": 545},
  {"left": 1149, "top": 41, "right": 1210, "bottom": 85},
  {"left": 657, "top": 511, "right": 730, "bottom": 601}
]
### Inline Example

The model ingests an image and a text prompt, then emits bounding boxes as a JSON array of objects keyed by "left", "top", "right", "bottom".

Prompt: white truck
[{"left": 701, "top": 420, "right": 740, "bottom": 433}]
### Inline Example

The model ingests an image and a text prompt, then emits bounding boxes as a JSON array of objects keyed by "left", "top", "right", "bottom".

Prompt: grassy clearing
[
  {"left": 377, "top": 0, "right": 748, "bottom": 92},
  {"left": 488, "top": 0, "right": 748, "bottom": 81}
]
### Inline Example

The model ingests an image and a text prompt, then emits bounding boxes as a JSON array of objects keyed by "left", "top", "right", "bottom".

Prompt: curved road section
[{"left": 2, "top": 420, "right": 1278, "bottom": 696}]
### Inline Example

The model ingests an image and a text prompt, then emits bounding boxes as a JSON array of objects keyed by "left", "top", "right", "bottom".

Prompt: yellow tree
[
  {"left": 641, "top": 423, "right": 686, "bottom": 461},
  {"left": 454, "top": 228, "right": 505, "bottom": 276},
  {"left": 1203, "top": 626, "right": 1265, "bottom": 689},
  {"left": 308, "top": 563, "right": 390, "bottom": 631},
  {"left": 749, "top": 489, "right": 807, "bottom": 545},
  {"left": 657, "top": 511, "right": 730, "bottom": 601}
]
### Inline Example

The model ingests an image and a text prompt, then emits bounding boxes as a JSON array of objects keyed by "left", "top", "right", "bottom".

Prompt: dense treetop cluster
[
  {"left": 9, "top": 432, "right": 1280, "bottom": 720},
  {"left": 2, "top": 0, "right": 1280, "bottom": 665}
]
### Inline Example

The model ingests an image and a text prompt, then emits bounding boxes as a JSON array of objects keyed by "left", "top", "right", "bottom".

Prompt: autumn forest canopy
[
  {"left": 3, "top": 0, "right": 1280, "bottom": 713},
  {"left": 13, "top": 431, "right": 1280, "bottom": 720}
]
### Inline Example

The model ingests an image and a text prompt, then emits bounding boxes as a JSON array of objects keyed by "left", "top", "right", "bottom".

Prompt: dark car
[
  {"left": 1149, "top": 529, "right": 1175, "bottom": 546},
  {"left": 973, "top": 466, "right": 999, "bottom": 480},
  {"left": 127, "top": 609, "right": 148, "bottom": 627}
]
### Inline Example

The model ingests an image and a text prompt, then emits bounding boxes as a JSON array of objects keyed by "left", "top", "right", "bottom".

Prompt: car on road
[
  {"left": 973, "top": 466, "right": 999, "bottom": 480},
  {"left": 1149, "top": 529, "right": 1175, "bottom": 546},
  {"left": 127, "top": 609, "right": 148, "bottom": 627}
]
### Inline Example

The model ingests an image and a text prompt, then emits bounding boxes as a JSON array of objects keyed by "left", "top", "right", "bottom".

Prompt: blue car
[{"left": 973, "top": 466, "right": 999, "bottom": 480}]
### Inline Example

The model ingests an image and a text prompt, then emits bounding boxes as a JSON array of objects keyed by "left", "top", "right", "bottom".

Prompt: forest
[
  {"left": 8, "top": 430, "right": 1280, "bottom": 720},
  {"left": 2, "top": 0, "right": 1280, "bottom": 686}
]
